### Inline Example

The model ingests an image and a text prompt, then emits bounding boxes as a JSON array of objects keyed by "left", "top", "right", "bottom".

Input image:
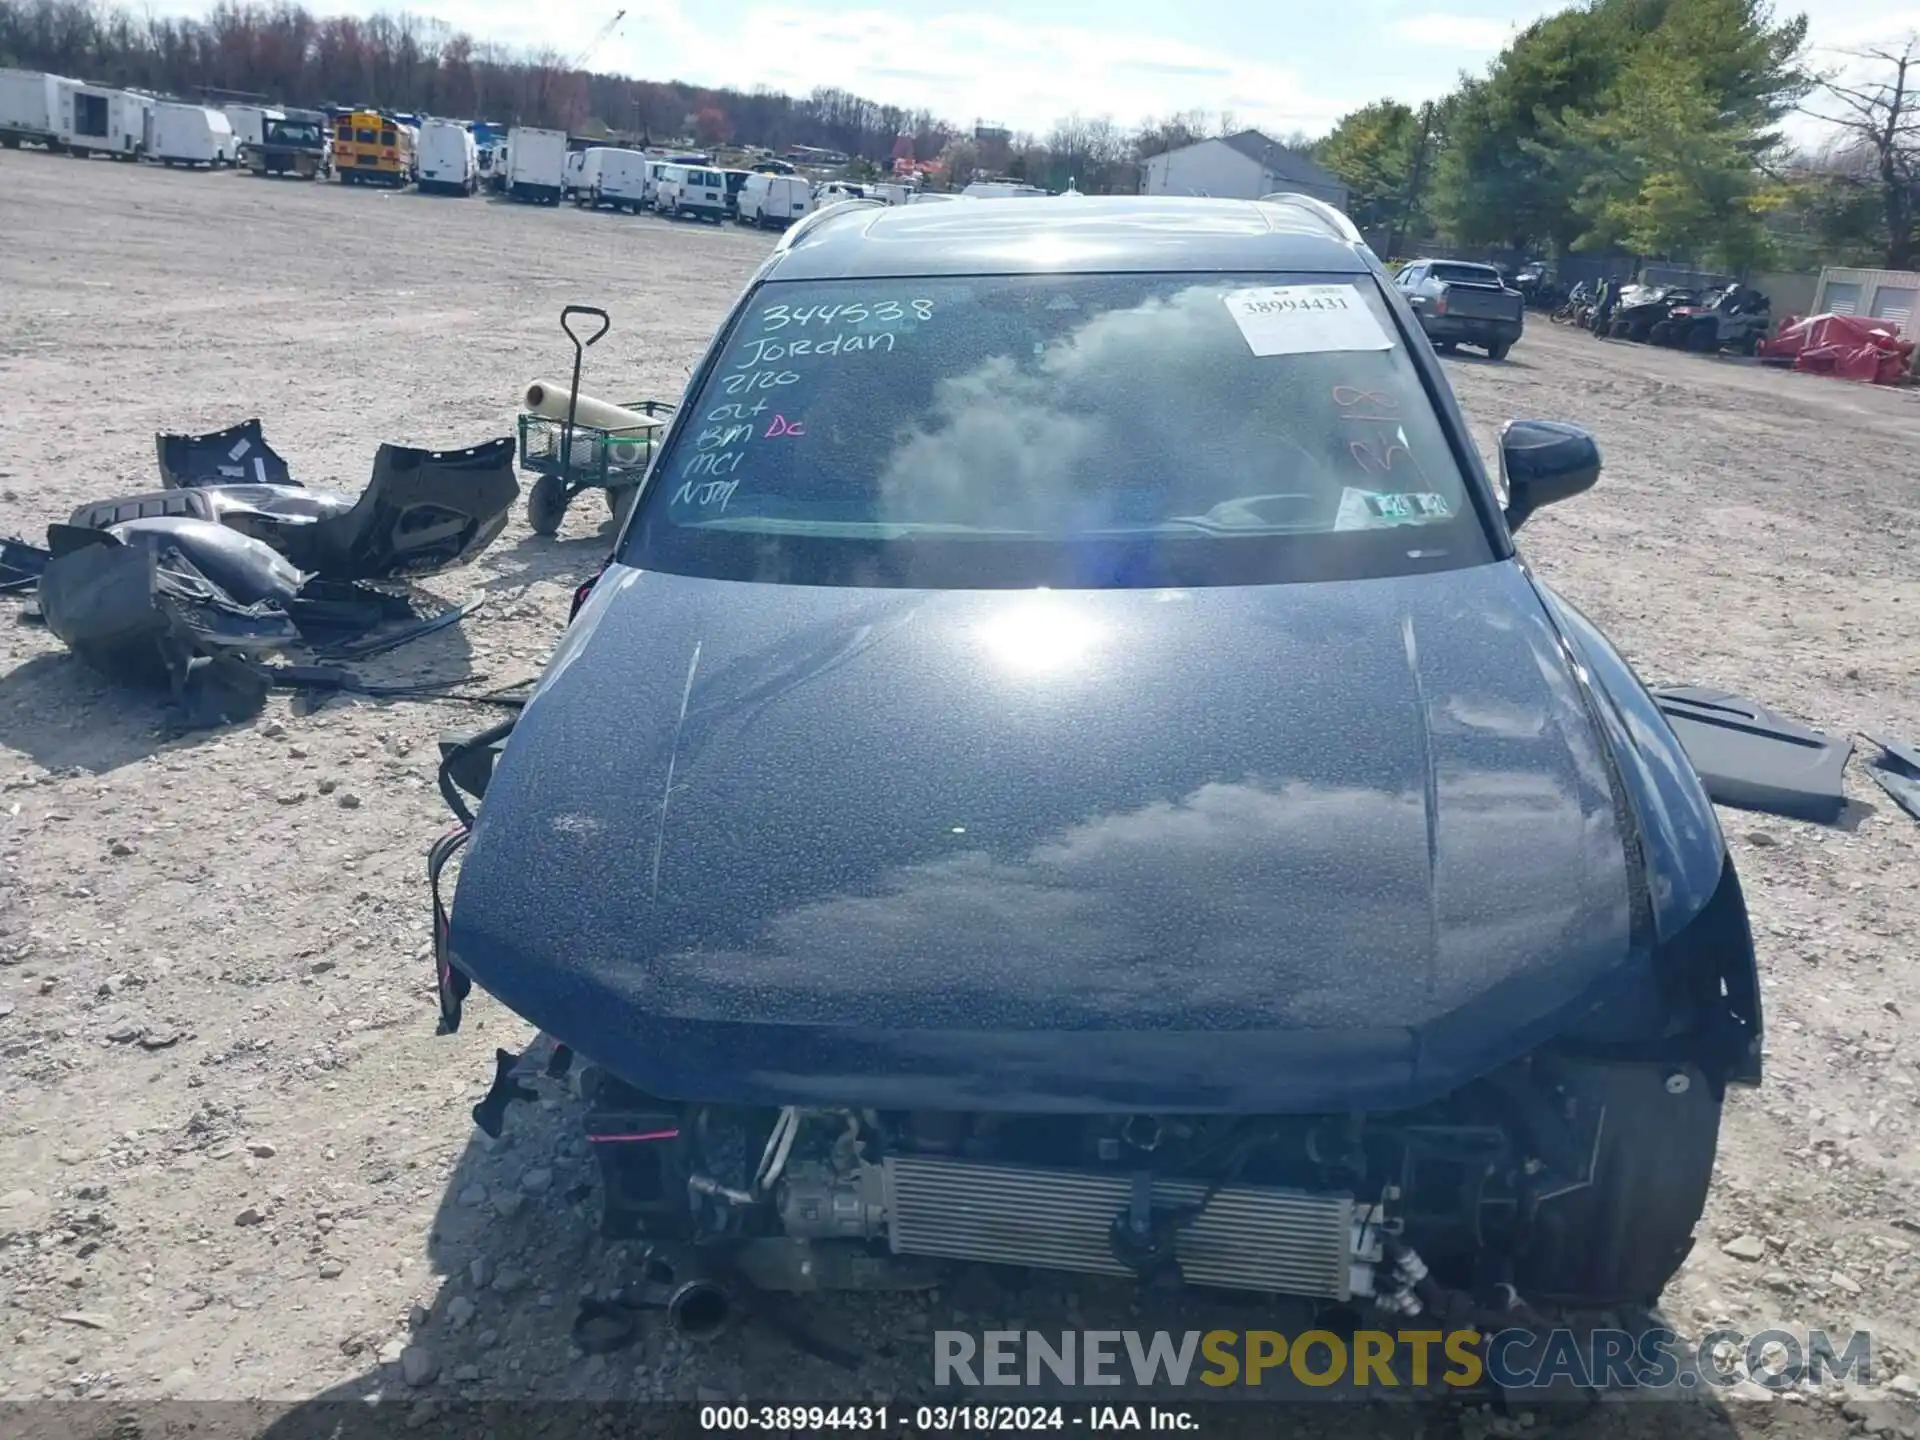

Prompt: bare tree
[{"left": 1801, "top": 35, "right": 1920, "bottom": 268}]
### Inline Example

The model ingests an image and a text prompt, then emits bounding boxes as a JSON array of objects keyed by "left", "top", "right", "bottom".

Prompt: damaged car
[{"left": 435, "top": 195, "right": 1762, "bottom": 1323}]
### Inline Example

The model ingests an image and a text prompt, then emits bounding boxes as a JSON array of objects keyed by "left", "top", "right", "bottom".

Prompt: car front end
[{"left": 435, "top": 200, "right": 1758, "bottom": 1322}]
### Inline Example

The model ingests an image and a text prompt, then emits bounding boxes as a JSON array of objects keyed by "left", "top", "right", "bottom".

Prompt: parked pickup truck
[{"left": 1394, "top": 259, "right": 1525, "bottom": 360}]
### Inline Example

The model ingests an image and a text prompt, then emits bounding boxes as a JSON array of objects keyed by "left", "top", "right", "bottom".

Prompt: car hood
[{"left": 450, "top": 559, "right": 1639, "bottom": 1112}]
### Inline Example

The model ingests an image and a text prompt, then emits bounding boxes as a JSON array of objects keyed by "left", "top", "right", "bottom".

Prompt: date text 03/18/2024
[{"left": 697, "top": 1404, "right": 1198, "bottom": 1433}]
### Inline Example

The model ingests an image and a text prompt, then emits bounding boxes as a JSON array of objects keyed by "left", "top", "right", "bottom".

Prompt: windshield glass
[
  {"left": 622, "top": 272, "right": 1490, "bottom": 589},
  {"left": 267, "top": 122, "right": 321, "bottom": 146}
]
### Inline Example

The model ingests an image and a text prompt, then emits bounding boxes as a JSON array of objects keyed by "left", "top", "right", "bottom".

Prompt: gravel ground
[{"left": 1, "top": 153, "right": 1918, "bottom": 1439}]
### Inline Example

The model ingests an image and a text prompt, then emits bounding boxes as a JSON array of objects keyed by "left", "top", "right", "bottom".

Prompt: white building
[{"left": 1142, "top": 130, "right": 1348, "bottom": 210}]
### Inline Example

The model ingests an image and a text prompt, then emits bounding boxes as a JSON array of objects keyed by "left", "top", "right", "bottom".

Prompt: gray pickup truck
[{"left": 1394, "top": 259, "right": 1525, "bottom": 360}]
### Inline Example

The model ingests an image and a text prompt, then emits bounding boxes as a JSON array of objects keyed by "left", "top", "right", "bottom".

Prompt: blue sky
[{"left": 173, "top": 0, "right": 1912, "bottom": 141}]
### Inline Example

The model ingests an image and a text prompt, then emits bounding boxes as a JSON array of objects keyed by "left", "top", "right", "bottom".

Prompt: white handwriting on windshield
[
  {"left": 696, "top": 423, "right": 754, "bottom": 449},
  {"left": 672, "top": 477, "right": 740, "bottom": 511},
  {"left": 734, "top": 331, "right": 895, "bottom": 366},
  {"left": 759, "top": 299, "right": 933, "bottom": 330},
  {"left": 721, "top": 369, "right": 800, "bottom": 396}
]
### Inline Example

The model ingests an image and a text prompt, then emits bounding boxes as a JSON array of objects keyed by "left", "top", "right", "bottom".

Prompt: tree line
[
  {"left": 5, "top": 0, "right": 1908, "bottom": 269},
  {"left": 1315, "top": 0, "right": 1915, "bottom": 273},
  {"left": 0, "top": 0, "right": 1294, "bottom": 189}
]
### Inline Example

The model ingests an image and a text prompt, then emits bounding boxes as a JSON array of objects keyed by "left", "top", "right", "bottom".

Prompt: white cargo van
[
  {"left": 506, "top": 125, "right": 567, "bottom": 204},
  {"left": 596, "top": 149, "right": 653, "bottom": 212},
  {"left": 568, "top": 146, "right": 642, "bottom": 208},
  {"left": 418, "top": 118, "right": 478, "bottom": 194},
  {"left": 735, "top": 171, "right": 811, "bottom": 228},
  {"left": 0, "top": 68, "right": 69, "bottom": 149},
  {"left": 655, "top": 163, "right": 728, "bottom": 222},
  {"left": 151, "top": 103, "right": 235, "bottom": 167},
  {"left": 57, "top": 82, "right": 145, "bottom": 158}
]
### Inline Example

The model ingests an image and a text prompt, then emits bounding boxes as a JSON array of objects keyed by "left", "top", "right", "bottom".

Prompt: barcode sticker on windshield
[{"left": 1223, "top": 285, "right": 1392, "bottom": 357}]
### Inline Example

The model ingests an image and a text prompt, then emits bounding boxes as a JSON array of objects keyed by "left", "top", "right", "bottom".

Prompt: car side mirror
[{"left": 1500, "top": 419, "right": 1600, "bottom": 532}]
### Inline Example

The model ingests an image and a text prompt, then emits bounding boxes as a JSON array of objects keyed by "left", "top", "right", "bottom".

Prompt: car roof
[{"left": 764, "top": 195, "right": 1375, "bottom": 280}]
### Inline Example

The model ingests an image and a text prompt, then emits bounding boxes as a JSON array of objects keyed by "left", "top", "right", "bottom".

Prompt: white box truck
[
  {"left": 0, "top": 68, "right": 68, "bottom": 149},
  {"left": 151, "top": 103, "right": 235, "bottom": 167},
  {"left": 58, "top": 81, "right": 146, "bottom": 158},
  {"left": 506, "top": 125, "right": 567, "bottom": 205},
  {"left": 417, "top": 118, "right": 478, "bottom": 194}
]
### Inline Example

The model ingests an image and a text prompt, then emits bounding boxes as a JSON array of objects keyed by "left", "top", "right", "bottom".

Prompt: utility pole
[{"left": 1391, "top": 101, "right": 1435, "bottom": 258}]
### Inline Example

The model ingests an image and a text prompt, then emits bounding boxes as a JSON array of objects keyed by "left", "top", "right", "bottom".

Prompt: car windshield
[
  {"left": 622, "top": 271, "right": 1492, "bottom": 589},
  {"left": 267, "top": 122, "right": 321, "bottom": 146}
]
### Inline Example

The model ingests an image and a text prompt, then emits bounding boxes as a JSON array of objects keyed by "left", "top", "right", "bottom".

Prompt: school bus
[{"left": 332, "top": 109, "right": 415, "bottom": 187}]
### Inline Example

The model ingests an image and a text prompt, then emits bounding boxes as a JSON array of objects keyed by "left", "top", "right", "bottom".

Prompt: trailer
[
  {"left": 151, "top": 103, "right": 236, "bottom": 168},
  {"left": 56, "top": 81, "right": 146, "bottom": 159},
  {"left": 506, "top": 125, "right": 567, "bottom": 205},
  {"left": 0, "top": 68, "right": 69, "bottom": 150}
]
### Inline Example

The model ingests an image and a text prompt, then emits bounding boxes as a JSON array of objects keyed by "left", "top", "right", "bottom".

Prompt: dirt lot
[{"left": 2, "top": 153, "right": 1918, "bottom": 1438}]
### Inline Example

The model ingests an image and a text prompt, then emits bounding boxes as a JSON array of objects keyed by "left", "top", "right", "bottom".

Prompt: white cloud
[
  {"left": 645, "top": 6, "right": 1348, "bottom": 136},
  {"left": 1389, "top": 13, "right": 1521, "bottom": 50},
  {"left": 289, "top": 0, "right": 1352, "bottom": 136}
]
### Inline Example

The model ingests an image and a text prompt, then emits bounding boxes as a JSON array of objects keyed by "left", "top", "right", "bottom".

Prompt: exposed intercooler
[{"left": 882, "top": 1154, "right": 1361, "bottom": 1300}]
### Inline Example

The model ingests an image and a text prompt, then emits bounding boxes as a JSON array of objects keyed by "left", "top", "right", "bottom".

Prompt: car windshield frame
[{"left": 619, "top": 268, "right": 1502, "bottom": 590}]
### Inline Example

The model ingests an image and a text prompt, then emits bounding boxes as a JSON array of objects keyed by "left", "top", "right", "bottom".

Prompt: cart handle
[{"left": 562, "top": 305, "right": 611, "bottom": 350}]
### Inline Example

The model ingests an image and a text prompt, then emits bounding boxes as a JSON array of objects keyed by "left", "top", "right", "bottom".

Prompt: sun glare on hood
[{"left": 975, "top": 592, "right": 1104, "bottom": 675}]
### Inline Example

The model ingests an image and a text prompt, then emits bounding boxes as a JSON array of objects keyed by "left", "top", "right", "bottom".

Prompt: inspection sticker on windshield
[
  {"left": 1223, "top": 284, "right": 1392, "bottom": 356},
  {"left": 1335, "top": 487, "right": 1452, "bottom": 530}
]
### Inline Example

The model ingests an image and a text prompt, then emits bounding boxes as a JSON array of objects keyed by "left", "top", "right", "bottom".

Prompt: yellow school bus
[{"left": 332, "top": 109, "right": 415, "bottom": 187}]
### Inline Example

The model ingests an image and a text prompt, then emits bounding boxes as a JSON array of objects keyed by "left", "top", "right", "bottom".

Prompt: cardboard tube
[{"left": 522, "top": 381, "right": 658, "bottom": 434}]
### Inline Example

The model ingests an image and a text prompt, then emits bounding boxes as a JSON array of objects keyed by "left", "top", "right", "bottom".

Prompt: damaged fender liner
[{"left": 157, "top": 417, "right": 294, "bottom": 490}]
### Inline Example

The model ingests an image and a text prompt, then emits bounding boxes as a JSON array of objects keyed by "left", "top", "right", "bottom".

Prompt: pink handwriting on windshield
[{"left": 764, "top": 415, "right": 806, "bottom": 438}]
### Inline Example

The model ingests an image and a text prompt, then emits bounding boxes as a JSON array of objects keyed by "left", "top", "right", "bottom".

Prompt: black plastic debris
[
  {"left": 0, "top": 535, "right": 49, "bottom": 594},
  {"left": 105, "top": 516, "right": 306, "bottom": 608},
  {"left": 286, "top": 438, "right": 518, "bottom": 580},
  {"left": 438, "top": 724, "right": 511, "bottom": 804},
  {"left": 318, "top": 593, "right": 484, "bottom": 661},
  {"left": 1867, "top": 735, "right": 1920, "bottom": 825},
  {"left": 156, "top": 418, "right": 296, "bottom": 489},
  {"left": 35, "top": 529, "right": 292, "bottom": 726},
  {"left": 76, "top": 436, "right": 517, "bottom": 584},
  {"left": 1651, "top": 686, "right": 1852, "bottom": 824}
]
